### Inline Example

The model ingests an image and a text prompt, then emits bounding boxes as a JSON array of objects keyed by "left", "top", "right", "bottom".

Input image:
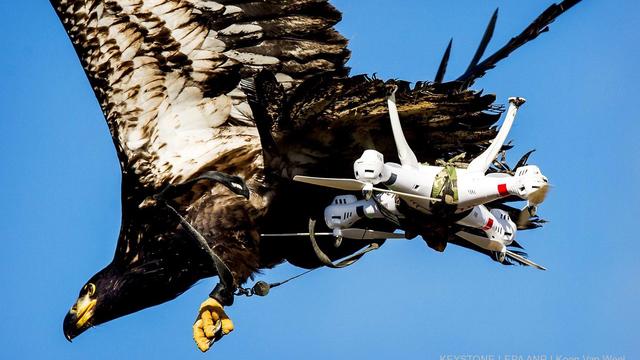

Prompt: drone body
[{"left": 294, "top": 94, "right": 549, "bottom": 269}]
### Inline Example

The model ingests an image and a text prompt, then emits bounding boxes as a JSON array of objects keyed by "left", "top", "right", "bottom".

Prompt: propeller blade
[
  {"left": 293, "top": 176, "right": 366, "bottom": 191},
  {"left": 528, "top": 184, "right": 550, "bottom": 205},
  {"left": 517, "top": 204, "right": 537, "bottom": 228},
  {"left": 373, "top": 187, "right": 441, "bottom": 202},
  {"left": 341, "top": 228, "right": 407, "bottom": 240},
  {"left": 434, "top": 38, "right": 453, "bottom": 83},
  {"left": 457, "top": 231, "right": 546, "bottom": 270},
  {"left": 261, "top": 232, "right": 333, "bottom": 237},
  {"left": 294, "top": 176, "right": 441, "bottom": 202},
  {"left": 506, "top": 250, "right": 547, "bottom": 270},
  {"left": 261, "top": 229, "right": 407, "bottom": 240},
  {"left": 518, "top": 184, "right": 550, "bottom": 228},
  {"left": 455, "top": 230, "right": 497, "bottom": 251}
]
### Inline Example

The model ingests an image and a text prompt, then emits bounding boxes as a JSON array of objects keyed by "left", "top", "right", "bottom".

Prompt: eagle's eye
[{"left": 85, "top": 283, "right": 96, "bottom": 297}]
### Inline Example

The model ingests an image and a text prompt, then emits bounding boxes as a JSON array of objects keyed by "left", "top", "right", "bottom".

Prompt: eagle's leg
[
  {"left": 182, "top": 183, "right": 262, "bottom": 352},
  {"left": 193, "top": 296, "right": 234, "bottom": 352},
  {"left": 153, "top": 172, "right": 255, "bottom": 352},
  {"left": 193, "top": 282, "right": 235, "bottom": 352}
]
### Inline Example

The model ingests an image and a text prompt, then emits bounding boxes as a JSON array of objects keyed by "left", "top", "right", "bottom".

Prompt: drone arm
[
  {"left": 456, "top": 206, "right": 506, "bottom": 249},
  {"left": 456, "top": 166, "right": 548, "bottom": 209},
  {"left": 456, "top": 173, "right": 522, "bottom": 208}
]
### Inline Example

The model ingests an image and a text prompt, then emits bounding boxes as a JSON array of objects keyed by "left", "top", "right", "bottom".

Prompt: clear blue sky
[{"left": 1, "top": 1, "right": 638, "bottom": 359}]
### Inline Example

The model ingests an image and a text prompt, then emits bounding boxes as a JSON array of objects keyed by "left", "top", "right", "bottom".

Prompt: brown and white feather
[{"left": 51, "top": 0, "right": 350, "bottom": 187}]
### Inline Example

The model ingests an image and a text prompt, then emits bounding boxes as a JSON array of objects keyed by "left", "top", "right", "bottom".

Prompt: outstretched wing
[{"left": 50, "top": 0, "right": 350, "bottom": 188}]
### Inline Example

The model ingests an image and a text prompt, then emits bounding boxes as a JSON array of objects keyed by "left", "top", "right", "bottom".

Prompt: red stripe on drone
[
  {"left": 483, "top": 218, "right": 494, "bottom": 231},
  {"left": 498, "top": 184, "right": 509, "bottom": 196}
]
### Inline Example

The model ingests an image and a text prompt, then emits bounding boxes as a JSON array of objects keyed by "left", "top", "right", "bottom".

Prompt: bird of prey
[{"left": 52, "top": 0, "right": 580, "bottom": 351}]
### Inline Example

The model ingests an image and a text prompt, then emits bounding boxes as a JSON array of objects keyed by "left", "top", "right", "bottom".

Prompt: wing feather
[{"left": 50, "top": 0, "right": 350, "bottom": 187}]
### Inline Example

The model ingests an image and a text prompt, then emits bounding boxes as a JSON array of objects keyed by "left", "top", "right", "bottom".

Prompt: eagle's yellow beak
[
  {"left": 63, "top": 284, "right": 97, "bottom": 341},
  {"left": 74, "top": 295, "right": 97, "bottom": 328}
]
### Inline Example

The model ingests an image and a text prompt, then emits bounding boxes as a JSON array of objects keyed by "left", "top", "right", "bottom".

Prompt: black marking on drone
[{"left": 384, "top": 173, "right": 398, "bottom": 186}]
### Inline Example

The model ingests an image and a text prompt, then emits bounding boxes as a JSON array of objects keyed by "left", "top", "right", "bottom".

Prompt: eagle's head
[
  {"left": 62, "top": 264, "right": 161, "bottom": 340},
  {"left": 62, "top": 237, "right": 206, "bottom": 341}
]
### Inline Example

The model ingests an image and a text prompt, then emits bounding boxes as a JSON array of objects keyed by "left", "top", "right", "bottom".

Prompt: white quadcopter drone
[{"left": 267, "top": 89, "right": 549, "bottom": 270}]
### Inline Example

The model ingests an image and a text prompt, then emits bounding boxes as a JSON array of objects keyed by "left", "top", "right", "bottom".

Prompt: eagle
[{"left": 53, "top": 0, "right": 580, "bottom": 351}]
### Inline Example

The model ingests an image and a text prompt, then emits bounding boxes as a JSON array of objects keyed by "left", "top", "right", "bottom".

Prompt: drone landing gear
[{"left": 307, "top": 219, "right": 384, "bottom": 269}]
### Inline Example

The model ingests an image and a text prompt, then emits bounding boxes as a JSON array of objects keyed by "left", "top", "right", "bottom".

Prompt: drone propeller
[
  {"left": 517, "top": 204, "right": 537, "bottom": 229},
  {"left": 293, "top": 175, "right": 441, "bottom": 202},
  {"left": 261, "top": 228, "right": 406, "bottom": 240},
  {"left": 505, "top": 250, "right": 547, "bottom": 271},
  {"left": 517, "top": 184, "right": 550, "bottom": 228},
  {"left": 342, "top": 228, "right": 406, "bottom": 240},
  {"left": 528, "top": 183, "right": 550, "bottom": 205},
  {"left": 456, "top": 231, "right": 546, "bottom": 270}
]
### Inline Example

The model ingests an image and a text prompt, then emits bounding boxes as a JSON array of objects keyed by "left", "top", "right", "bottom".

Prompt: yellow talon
[{"left": 193, "top": 298, "right": 234, "bottom": 352}]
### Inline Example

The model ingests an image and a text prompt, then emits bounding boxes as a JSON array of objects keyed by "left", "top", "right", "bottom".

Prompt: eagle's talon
[{"left": 193, "top": 298, "right": 234, "bottom": 352}]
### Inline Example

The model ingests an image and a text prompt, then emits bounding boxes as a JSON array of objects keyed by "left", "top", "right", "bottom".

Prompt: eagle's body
[{"left": 53, "top": 0, "right": 580, "bottom": 349}]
